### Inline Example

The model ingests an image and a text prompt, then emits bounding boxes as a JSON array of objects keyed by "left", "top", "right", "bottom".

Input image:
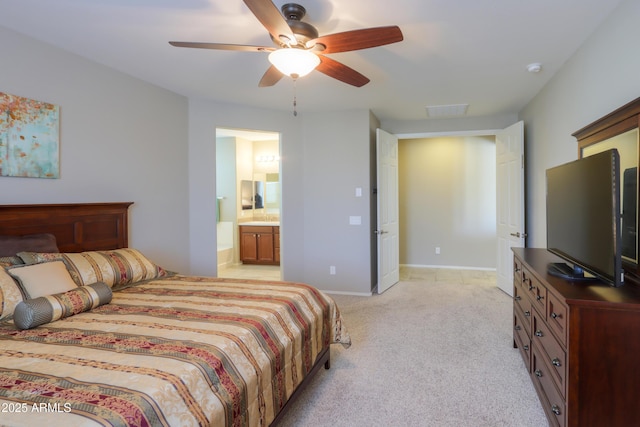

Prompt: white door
[
  {"left": 496, "top": 121, "right": 525, "bottom": 295},
  {"left": 376, "top": 128, "right": 400, "bottom": 293}
]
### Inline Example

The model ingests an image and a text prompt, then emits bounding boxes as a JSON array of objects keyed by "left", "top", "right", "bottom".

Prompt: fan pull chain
[{"left": 292, "top": 77, "right": 298, "bottom": 117}]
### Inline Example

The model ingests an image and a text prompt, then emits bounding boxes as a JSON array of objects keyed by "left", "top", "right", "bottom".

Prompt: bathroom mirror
[
  {"left": 242, "top": 179, "right": 265, "bottom": 210},
  {"left": 250, "top": 173, "right": 279, "bottom": 217},
  {"left": 241, "top": 180, "right": 253, "bottom": 210},
  {"left": 265, "top": 173, "right": 280, "bottom": 210},
  {"left": 254, "top": 181, "right": 264, "bottom": 209}
]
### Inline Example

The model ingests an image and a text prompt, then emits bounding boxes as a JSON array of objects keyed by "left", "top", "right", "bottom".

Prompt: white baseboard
[
  {"left": 321, "top": 290, "right": 373, "bottom": 297},
  {"left": 401, "top": 264, "right": 496, "bottom": 271}
]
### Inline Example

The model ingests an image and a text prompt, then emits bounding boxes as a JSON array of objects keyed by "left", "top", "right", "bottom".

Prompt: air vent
[{"left": 425, "top": 103, "right": 469, "bottom": 118}]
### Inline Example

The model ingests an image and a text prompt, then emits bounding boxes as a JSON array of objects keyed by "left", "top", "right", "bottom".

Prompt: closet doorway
[{"left": 215, "top": 127, "right": 282, "bottom": 281}]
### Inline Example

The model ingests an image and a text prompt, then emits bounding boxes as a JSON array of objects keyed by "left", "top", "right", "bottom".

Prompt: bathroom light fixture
[
  {"left": 268, "top": 48, "right": 320, "bottom": 79},
  {"left": 256, "top": 155, "right": 280, "bottom": 163}
]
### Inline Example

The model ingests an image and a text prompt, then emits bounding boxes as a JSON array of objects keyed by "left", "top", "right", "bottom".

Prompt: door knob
[
  {"left": 374, "top": 230, "right": 389, "bottom": 235},
  {"left": 510, "top": 232, "right": 528, "bottom": 238}
]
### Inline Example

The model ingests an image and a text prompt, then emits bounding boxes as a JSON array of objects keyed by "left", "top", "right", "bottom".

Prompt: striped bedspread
[{"left": 0, "top": 276, "right": 350, "bottom": 427}]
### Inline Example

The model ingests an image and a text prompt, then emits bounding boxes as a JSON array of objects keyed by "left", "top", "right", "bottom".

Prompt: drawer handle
[
  {"left": 552, "top": 405, "right": 562, "bottom": 416},
  {"left": 551, "top": 312, "right": 559, "bottom": 319},
  {"left": 536, "top": 295, "right": 544, "bottom": 301},
  {"left": 524, "top": 310, "right": 531, "bottom": 317},
  {"left": 528, "top": 284, "right": 535, "bottom": 291},
  {"left": 535, "top": 369, "right": 543, "bottom": 377},
  {"left": 523, "top": 345, "right": 529, "bottom": 351},
  {"left": 535, "top": 330, "right": 544, "bottom": 337},
  {"left": 515, "top": 296, "right": 522, "bottom": 301},
  {"left": 552, "top": 358, "right": 562, "bottom": 367},
  {"left": 515, "top": 325, "right": 521, "bottom": 331},
  {"left": 515, "top": 266, "right": 521, "bottom": 273}
]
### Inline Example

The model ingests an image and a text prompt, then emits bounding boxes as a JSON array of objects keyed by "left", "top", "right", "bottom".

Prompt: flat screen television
[{"left": 546, "top": 149, "right": 624, "bottom": 287}]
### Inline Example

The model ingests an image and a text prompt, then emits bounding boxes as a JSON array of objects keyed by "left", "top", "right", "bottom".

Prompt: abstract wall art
[{"left": 0, "top": 92, "right": 60, "bottom": 178}]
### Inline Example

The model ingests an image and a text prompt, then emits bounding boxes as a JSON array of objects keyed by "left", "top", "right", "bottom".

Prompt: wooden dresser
[{"left": 512, "top": 248, "right": 640, "bottom": 427}]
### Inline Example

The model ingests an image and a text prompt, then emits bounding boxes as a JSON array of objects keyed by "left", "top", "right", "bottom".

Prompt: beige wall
[
  {"left": 3, "top": 0, "right": 636, "bottom": 292},
  {"left": 0, "top": 26, "right": 190, "bottom": 273},
  {"left": 399, "top": 136, "right": 497, "bottom": 268},
  {"left": 520, "top": 0, "right": 640, "bottom": 248},
  {"left": 302, "top": 110, "right": 375, "bottom": 294}
]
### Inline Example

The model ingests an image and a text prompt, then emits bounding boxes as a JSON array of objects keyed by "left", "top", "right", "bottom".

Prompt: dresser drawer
[
  {"left": 533, "top": 312, "right": 567, "bottom": 397},
  {"left": 547, "top": 291, "right": 568, "bottom": 346},
  {"left": 514, "top": 257, "right": 523, "bottom": 284},
  {"left": 514, "top": 287, "right": 532, "bottom": 335},
  {"left": 239, "top": 225, "right": 274, "bottom": 234},
  {"left": 530, "top": 277, "right": 547, "bottom": 313},
  {"left": 514, "top": 309, "right": 531, "bottom": 371},
  {"left": 522, "top": 268, "right": 547, "bottom": 312},
  {"left": 532, "top": 344, "right": 566, "bottom": 427}
]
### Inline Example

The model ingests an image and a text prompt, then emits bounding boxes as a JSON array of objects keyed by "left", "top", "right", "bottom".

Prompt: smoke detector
[{"left": 527, "top": 63, "right": 542, "bottom": 73}]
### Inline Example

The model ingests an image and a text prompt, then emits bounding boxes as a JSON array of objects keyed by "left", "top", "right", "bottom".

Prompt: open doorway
[
  {"left": 215, "top": 127, "right": 282, "bottom": 281},
  {"left": 397, "top": 133, "right": 497, "bottom": 270},
  {"left": 394, "top": 123, "right": 524, "bottom": 294}
]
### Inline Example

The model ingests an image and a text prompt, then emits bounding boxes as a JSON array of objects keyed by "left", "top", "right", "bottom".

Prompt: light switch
[
  {"left": 355, "top": 187, "right": 362, "bottom": 197},
  {"left": 349, "top": 216, "right": 362, "bottom": 225}
]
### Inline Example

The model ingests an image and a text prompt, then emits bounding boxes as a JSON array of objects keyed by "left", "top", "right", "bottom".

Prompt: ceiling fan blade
[
  {"left": 243, "top": 0, "right": 296, "bottom": 45},
  {"left": 259, "top": 65, "right": 284, "bottom": 87},
  {"left": 309, "top": 26, "right": 403, "bottom": 54},
  {"left": 316, "top": 55, "right": 370, "bottom": 87},
  {"left": 169, "top": 41, "right": 275, "bottom": 52}
]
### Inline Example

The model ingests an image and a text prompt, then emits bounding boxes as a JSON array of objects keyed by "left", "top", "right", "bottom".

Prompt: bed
[{"left": 0, "top": 203, "right": 350, "bottom": 427}]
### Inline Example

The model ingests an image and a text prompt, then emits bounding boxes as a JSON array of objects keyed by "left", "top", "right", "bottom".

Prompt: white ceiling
[{"left": 0, "top": 0, "right": 624, "bottom": 122}]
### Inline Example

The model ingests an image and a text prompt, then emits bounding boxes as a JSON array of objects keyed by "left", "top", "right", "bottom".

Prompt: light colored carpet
[{"left": 276, "top": 267, "right": 548, "bottom": 427}]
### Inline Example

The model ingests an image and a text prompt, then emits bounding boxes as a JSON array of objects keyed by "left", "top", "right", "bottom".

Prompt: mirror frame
[{"left": 573, "top": 96, "right": 640, "bottom": 287}]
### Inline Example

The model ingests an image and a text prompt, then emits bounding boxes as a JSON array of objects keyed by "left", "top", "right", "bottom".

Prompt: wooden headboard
[{"left": 0, "top": 202, "right": 133, "bottom": 252}]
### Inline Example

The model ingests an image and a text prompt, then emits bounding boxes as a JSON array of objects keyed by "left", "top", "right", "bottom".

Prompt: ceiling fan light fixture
[{"left": 268, "top": 48, "right": 320, "bottom": 78}]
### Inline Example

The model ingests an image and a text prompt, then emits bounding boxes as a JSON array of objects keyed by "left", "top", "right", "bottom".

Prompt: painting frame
[{"left": 0, "top": 92, "right": 60, "bottom": 179}]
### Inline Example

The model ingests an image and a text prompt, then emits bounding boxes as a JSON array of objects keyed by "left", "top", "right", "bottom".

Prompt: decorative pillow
[
  {"left": 13, "top": 282, "right": 112, "bottom": 330},
  {"left": 0, "top": 256, "right": 24, "bottom": 268},
  {"left": 0, "top": 233, "right": 58, "bottom": 257},
  {"left": 19, "top": 248, "right": 168, "bottom": 289},
  {"left": 0, "top": 268, "right": 24, "bottom": 320},
  {"left": 8, "top": 261, "right": 79, "bottom": 299}
]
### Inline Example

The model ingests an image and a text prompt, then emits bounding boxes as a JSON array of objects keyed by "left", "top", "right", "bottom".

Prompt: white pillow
[
  {"left": 8, "top": 261, "right": 78, "bottom": 299},
  {"left": 0, "top": 268, "right": 24, "bottom": 320}
]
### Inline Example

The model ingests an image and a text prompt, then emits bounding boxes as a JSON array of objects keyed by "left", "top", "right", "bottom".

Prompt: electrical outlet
[
  {"left": 435, "top": 247, "right": 441, "bottom": 255},
  {"left": 330, "top": 266, "right": 336, "bottom": 275}
]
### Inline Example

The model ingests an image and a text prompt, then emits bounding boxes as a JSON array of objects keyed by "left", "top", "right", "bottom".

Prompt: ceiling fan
[{"left": 169, "top": 0, "right": 403, "bottom": 88}]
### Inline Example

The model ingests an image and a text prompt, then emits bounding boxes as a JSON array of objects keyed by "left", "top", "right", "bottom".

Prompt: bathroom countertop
[{"left": 240, "top": 221, "right": 280, "bottom": 226}]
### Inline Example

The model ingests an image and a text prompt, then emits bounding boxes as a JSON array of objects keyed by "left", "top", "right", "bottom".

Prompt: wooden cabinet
[
  {"left": 512, "top": 248, "right": 640, "bottom": 427},
  {"left": 239, "top": 225, "right": 280, "bottom": 265},
  {"left": 274, "top": 229, "right": 280, "bottom": 264}
]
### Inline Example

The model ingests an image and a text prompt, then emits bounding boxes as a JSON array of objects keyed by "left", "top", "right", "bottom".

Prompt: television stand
[{"left": 547, "top": 262, "right": 597, "bottom": 281}]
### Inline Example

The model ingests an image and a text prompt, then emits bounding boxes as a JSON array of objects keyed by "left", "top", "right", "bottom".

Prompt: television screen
[{"left": 546, "top": 149, "right": 623, "bottom": 286}]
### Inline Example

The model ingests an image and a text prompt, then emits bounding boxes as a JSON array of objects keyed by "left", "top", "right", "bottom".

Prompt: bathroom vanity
[{"left": 239, "top": 223, "right": 280, "bottom": 265}]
